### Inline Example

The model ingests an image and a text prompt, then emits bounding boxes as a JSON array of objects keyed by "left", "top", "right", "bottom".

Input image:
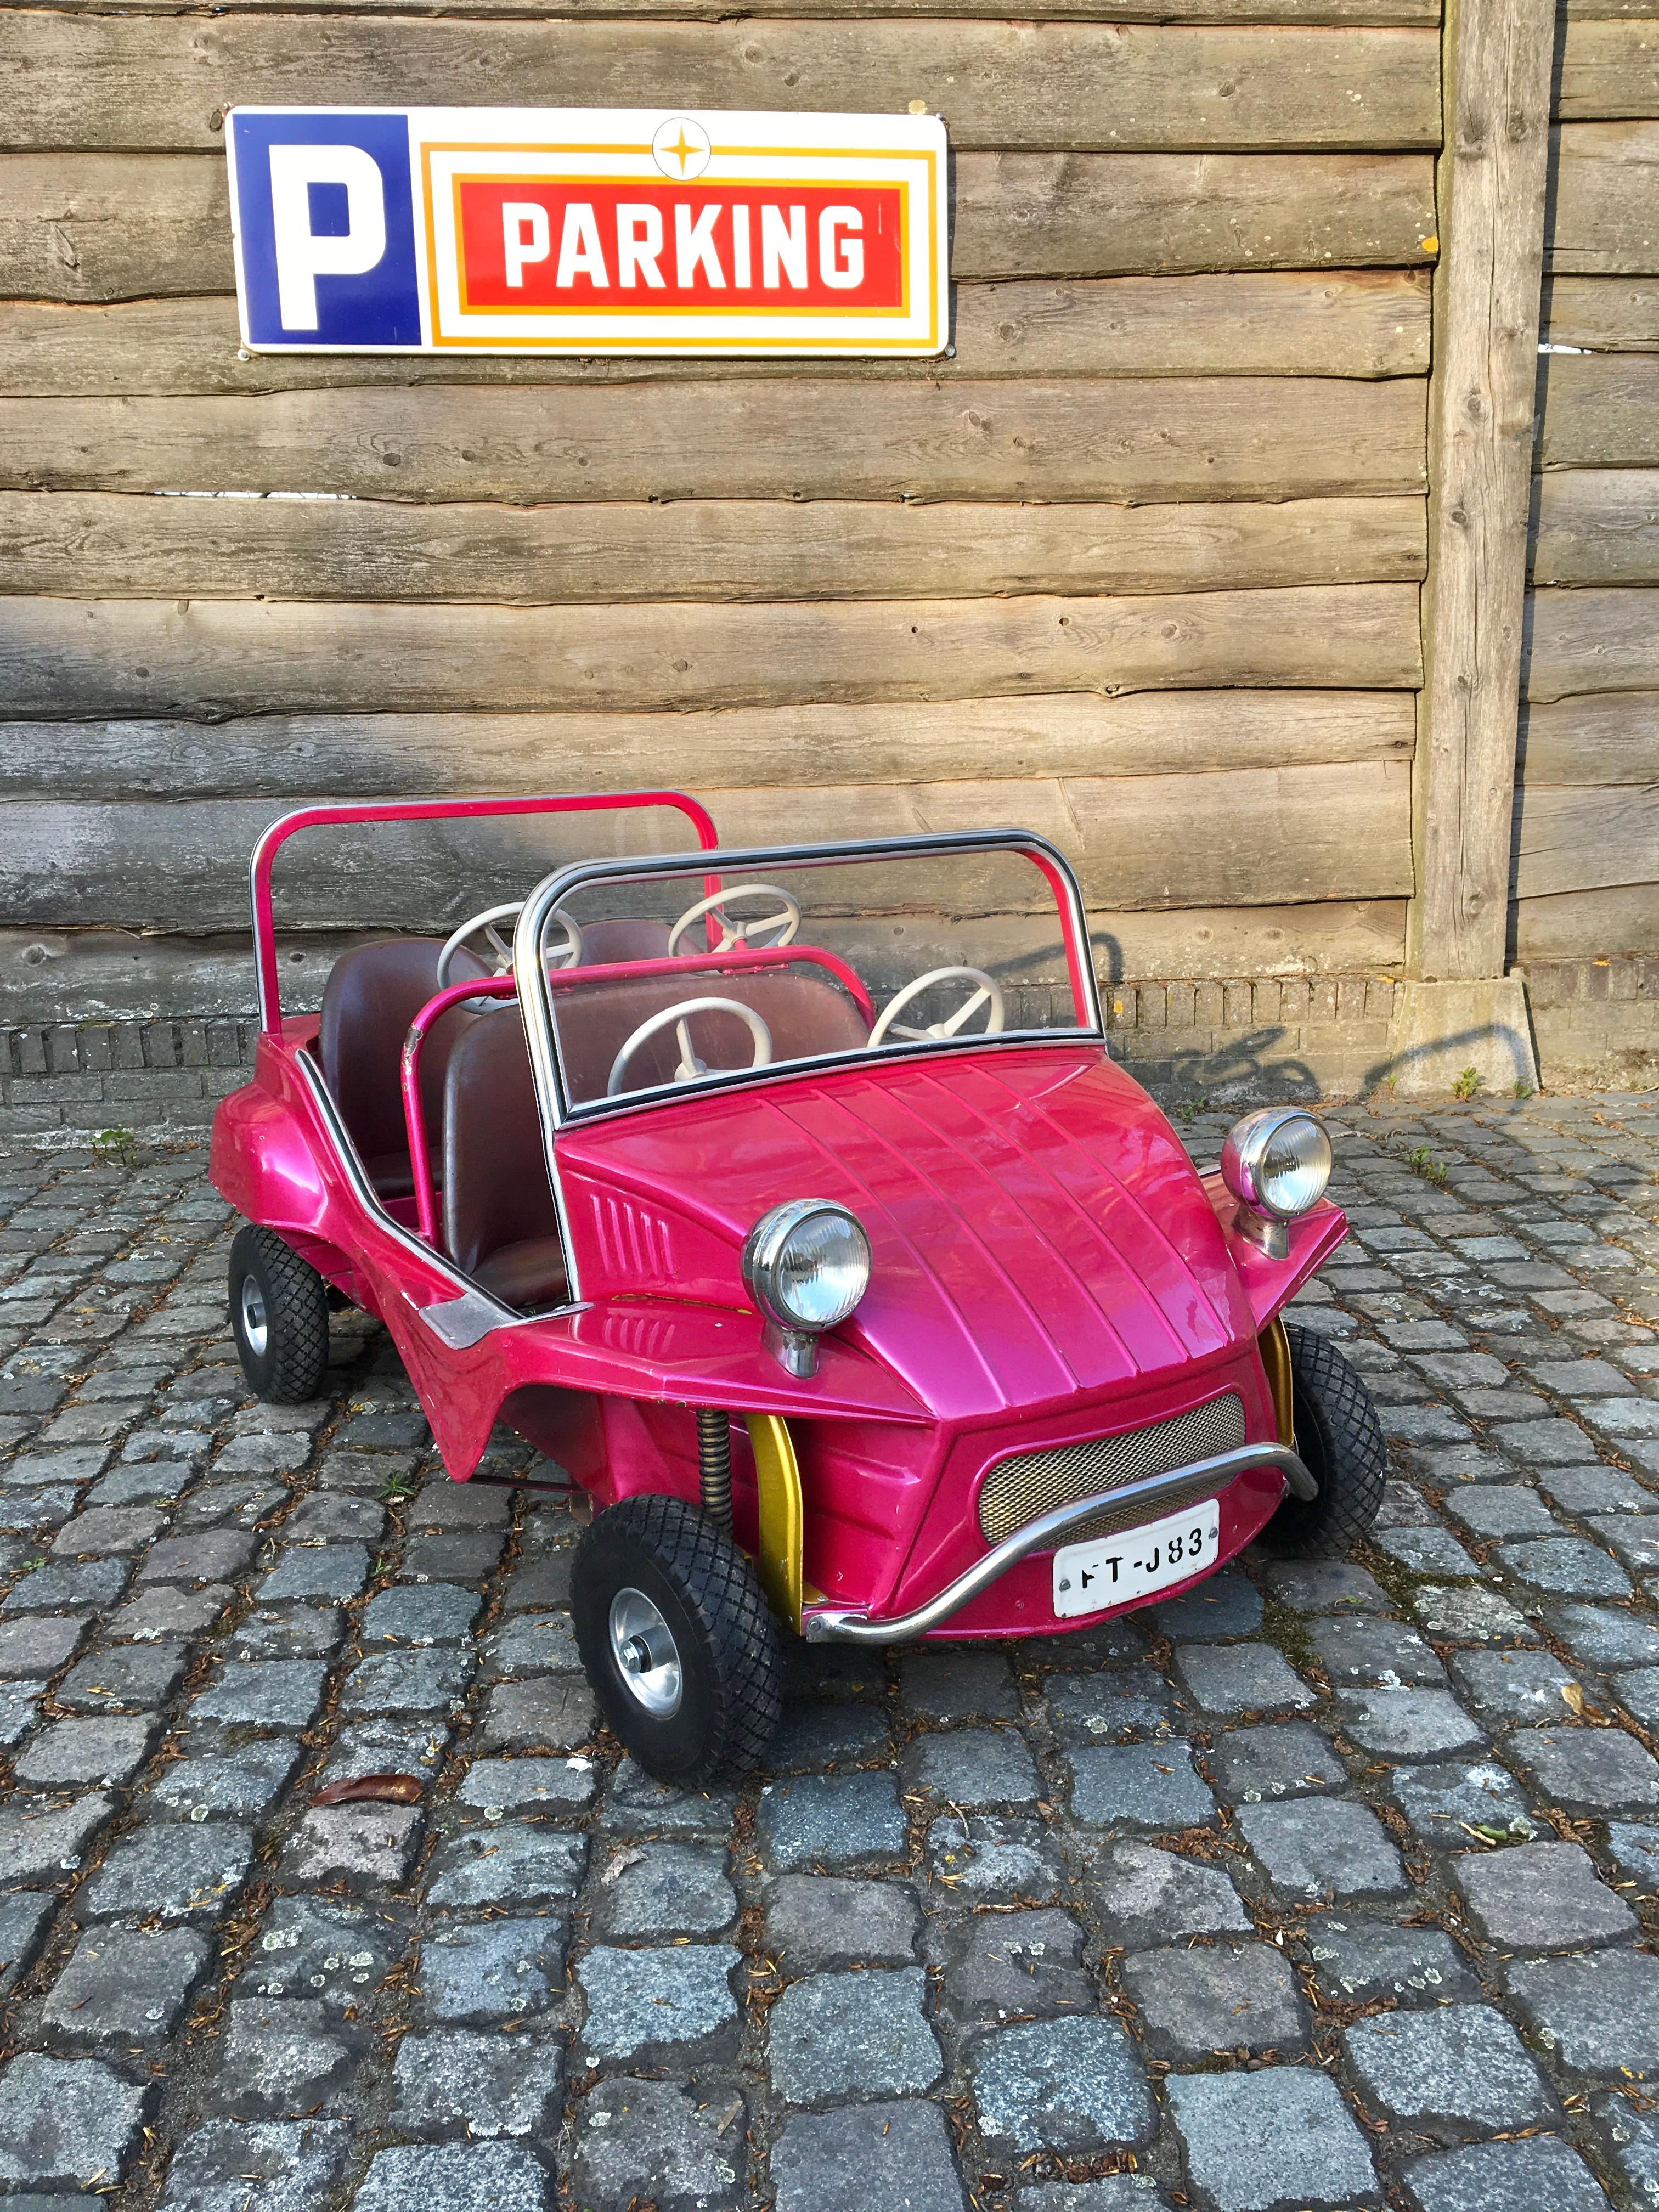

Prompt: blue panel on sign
[{"left": 229, "top": 110, "right": 421, "bottom": 348}]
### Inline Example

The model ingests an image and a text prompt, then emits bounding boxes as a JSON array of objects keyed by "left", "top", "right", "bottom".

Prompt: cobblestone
[{"left": 0, "top": 1108, "right": 1655, "bottom": 2206}]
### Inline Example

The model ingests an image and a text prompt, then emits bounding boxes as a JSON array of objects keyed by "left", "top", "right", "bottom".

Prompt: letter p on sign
[{"left": 268, "top": 145, "right": 387, "bottom": 328}]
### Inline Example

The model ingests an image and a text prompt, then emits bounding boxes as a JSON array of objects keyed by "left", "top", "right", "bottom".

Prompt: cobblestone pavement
[{"left": 2, "top": 1094, "right": 1659, "bottom": 2211}]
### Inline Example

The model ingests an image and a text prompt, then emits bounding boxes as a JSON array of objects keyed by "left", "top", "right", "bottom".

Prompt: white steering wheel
[
  {"left": 607, "top": 997, "right": 774, "bottom": 1097},
  {"left": 667, "top": 883, "right": 802, "bottom": 958},
  {"left": 869, "top": 967, "right": 1006, "bottom": 1048},
  {"left": 436, "top": 902, "right": 582, "bottom": 989}
]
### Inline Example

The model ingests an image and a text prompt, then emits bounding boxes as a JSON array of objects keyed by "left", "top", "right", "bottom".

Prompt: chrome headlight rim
[
  {"left": 1220, "top": 1106, "right": 1333, "bottom": 1223},
  {"left": 742, "top": 1198, "right": 872, "bottom": 1335}
]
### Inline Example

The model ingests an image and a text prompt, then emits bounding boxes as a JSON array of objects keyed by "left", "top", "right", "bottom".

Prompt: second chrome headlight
[{"left": 1221, "top": 1107, "right": 1332, "bottom": 1255}]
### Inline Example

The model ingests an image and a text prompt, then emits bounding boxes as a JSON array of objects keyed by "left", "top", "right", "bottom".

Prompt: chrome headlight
[
  {"left": 1221, "top": 1108, "right": 1332, "bottom": 1256},
  {"left": 742, "top": 1199, "right": 871, "bottom": 1375}
]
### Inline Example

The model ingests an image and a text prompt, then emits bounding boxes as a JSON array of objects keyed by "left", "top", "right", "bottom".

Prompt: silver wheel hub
[
  {"left": 239, "top": 1276, "right": 268, "bottom": 1359},
  {"left": 608, "top": 1587, "right": 682, "bottom": 1717}
]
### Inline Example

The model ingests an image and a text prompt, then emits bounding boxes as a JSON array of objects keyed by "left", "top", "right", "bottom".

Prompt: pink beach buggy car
[{"left": 210, "top": 791, "right": 1385, "bottom": 1782}]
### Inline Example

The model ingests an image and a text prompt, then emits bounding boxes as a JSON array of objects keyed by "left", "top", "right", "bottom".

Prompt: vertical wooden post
[{"left": 1408, "top": 0, "right": 1555, "bottom": 985}]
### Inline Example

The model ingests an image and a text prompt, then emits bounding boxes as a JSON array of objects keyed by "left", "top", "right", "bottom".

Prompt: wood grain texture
[
  {"left": 0, "top": 764, "right": 1412, "bottom": 927},
  {"left": 1533, "top": 470, "right": 1659, "bottom": 584},
  {"left": 1541, "top": 274, "right": 1659, "bottom": 348},
  {"left": 0, "top": 585, "right": 1424, "bottom": 718},
  {"left": 1513, "top": 884, "right": 1659, "bottom": 958},
  {"left": 0, "top": 268, "right": 1433, "bottom": 382},
  {"left": 0, "top": 18, "right": 1441, "bottom": 154},
  {"left": 1409, "top": 0, "right": 1555, "bottom": 979},
  {"left": 16, "top": 0, "right": 1439, "bottom": 20},
  {"left": 0, "top": 489, "right": 1428, "bottom": 605},
  {"left": 1558, "top": 18, "right": 1659, "bottom": 120},
  {"left": 1522, "top": 692, "right": 1659, "bottom": 782},
  {"left": 0, "top": 691, "right": 1418, "bottom": 797},
  {"left": 0, "top": 154, "right": 227, "bottom": 303},
  {"left": 1514, "top": 780, "right": 1659, "bottom": 896},
  {"left": 956, "top": 152, "right": 1436, "bottom": 275},
  {"left": 0, "top": 900, "right": 1412, "bottom": 1025},
  {"left": 1550, "top": 124, "right": 1659, "bottom": 274},
  {"left": 1539, "top": 352, "right": 1659, "bottom": 467},
  {"left": 0, "top": 379, "right": 1429, "bottom": 504},
  {"left": 1528, "top": 586, "right": 1659, "bottom": 698}
]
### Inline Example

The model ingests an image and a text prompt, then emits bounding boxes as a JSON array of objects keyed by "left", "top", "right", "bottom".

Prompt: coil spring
[{"left": 697, "top": 1408, "right": 732, "bottom": 1528}]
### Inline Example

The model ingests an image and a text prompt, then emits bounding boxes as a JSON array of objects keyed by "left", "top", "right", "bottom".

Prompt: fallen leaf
[
  {"left": 310, "top": 1774, "right": 423, "bottom": 1808},
  {"left": 602, "top": 1848, "right": 647, "bottom": 1886},
  {"left": 1561, "top": 1683, "right": 1587, "bottom": 1717}
]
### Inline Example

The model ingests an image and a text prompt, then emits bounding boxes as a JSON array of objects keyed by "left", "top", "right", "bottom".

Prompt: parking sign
[{"left": 226, "top": 106, "right": 949, "bottom": 357}]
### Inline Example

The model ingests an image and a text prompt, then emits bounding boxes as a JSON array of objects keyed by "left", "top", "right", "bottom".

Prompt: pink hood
[{"left": 554, "top": 1045, "right": 1260, "bottom": 1427}]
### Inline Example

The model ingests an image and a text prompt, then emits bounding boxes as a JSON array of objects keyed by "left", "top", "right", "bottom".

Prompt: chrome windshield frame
[{"left": 510, "top": 828, "right": 1104, "bottom": 1147}]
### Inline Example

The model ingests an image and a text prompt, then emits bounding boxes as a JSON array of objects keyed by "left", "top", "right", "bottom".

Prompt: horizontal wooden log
[
  {"left": 1541, "top": 275, "right": 1659, "bottom": 349},
  {"left": 15, "top": 0, "right": 1438, "bottom": 21},
  {"left": 0, "top": 586, "right": 1424, "bottom": 719},
  {"left": 1532, "top": 469, "right": 1659, "bottom": 583},
  {"left": 0, "top": 276, "right": 1434, "bottom": 398},
  {"left": 0, "top": 379, "right": 1428, "bottom": 505},
  {"left": 1514, "top": 780, "right": 1659, "bottom": 897},
  {"left": 1539, "top": 352, "right": 1659, "bottom": 467},
  {"left": 1522, "top": 692, "right": 1659, "bottom": 783},
  {"left": 0, "top": 899, "right": 1412, "bottom": 1025},
  {"left": 0, "top": 691, "right": 1417, "bottom": 799},
  {"left": 1559, "top": 18, "right": 1659, "bottom": 120},
  {"left": 1528, "top": 585, "right": 1659, "bottom": 699},
  {"left": 0, "top": 489, "right": 1427, "bottom": 605},
  {"left": 1550, "top": 123, "right": 1659, "bottom": 274},
  {"left": 0, "top": 764, "right": 1412, "bottom": 928},
  {"left": 1513, "top": 885, "right": 1659, "bottom": 960},
  {"left": 0, "top": 146, "right": 1438, "bottom": 310},
  {"left": 0, "top": 154, "right": 227, "bottom": 304},
  {"left": 0, "top": 19, "right": 1441, "bottom": 155},
  {"left": 957, "top": 153, "right": 1435, "bottom": 276}
]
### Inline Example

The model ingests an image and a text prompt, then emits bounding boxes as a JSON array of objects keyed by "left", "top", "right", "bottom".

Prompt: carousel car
[{"left": 211, "top": 789, "right": 1385, "bottom": 1781}]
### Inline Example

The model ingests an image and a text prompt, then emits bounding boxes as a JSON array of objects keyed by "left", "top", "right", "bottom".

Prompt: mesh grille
[{"left": 977, "top": 1392, "right": 1249, "bottom": 1545}]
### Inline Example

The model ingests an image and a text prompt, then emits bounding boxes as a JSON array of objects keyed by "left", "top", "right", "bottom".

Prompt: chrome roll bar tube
[{"left": 801, "top": 1443, "right": 1317, "bottom": 1644}]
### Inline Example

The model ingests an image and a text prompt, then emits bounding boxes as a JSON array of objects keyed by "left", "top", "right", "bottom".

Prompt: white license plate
[{"left": 1052, "top": 1497, "right": 1221, "bottom": 1620}]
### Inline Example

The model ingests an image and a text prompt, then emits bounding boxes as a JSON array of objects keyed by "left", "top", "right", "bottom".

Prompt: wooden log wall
[
  {"left": 0, "top": 5, "right": 1442, "bottom": 1018},
  {"left": 1525, "top": 3, "right": 1659, "bottom": 962}
]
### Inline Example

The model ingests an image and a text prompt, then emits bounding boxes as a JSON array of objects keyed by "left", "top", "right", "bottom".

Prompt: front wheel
[
  {"left": 228, "top": 1225, "right": 329, "bottom": 1404},
  {"left": 1259, "top": 1321, "right": 1386, "bottom": 1557},
  {"left": 572, "top": 1494, "right": 782, "bottom": 1784}
]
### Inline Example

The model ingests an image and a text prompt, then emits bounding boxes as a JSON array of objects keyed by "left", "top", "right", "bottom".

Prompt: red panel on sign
[{"left": 456, "top": 180, "right": 905, "bottom": 312}]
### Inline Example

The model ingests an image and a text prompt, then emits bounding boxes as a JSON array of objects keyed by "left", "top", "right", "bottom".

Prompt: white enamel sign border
[{"left": 226, "top": 106, "right": 949, "bottom": 357}]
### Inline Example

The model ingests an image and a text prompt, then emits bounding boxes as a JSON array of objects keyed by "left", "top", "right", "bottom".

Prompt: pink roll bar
[{"left": 250, "top": 791, "right": 720, "bottom": 1035}]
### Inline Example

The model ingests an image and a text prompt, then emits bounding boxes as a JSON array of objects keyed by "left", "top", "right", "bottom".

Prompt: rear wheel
[
  {"left": 228, "top": 1225, "right": 329, "bottom": 1404},
  {"left": 1260, "top": 1321, "right": 1386, "bottom": 1557},
  {"left": 572, "top": 1493, "right": 782, "bottom": 1784}
]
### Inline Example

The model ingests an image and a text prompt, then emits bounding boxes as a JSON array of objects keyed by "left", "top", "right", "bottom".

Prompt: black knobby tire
[
  {"left": 228, "top": 1224, "right": 330, "bottom": 1404},
  {"left": 572, "top": 1493, "right": 783, "bottom": 1784},
  {"left": 1260, "top": 1321, "right": 1387, "bottom": 1558}
]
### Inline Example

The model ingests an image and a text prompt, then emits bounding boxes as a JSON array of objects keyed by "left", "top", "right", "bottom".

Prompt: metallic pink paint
[{"left": 213, "top": 1017, "right": 1342, "bottom": 1642}]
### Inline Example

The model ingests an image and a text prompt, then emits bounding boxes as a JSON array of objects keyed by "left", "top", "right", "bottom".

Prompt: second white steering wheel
[
  {"left": 607, "top": 997, "right": 774, "bottom": 1097},
  {"left": 869, "top": 967, "right": 1006, "bottom": 1048},
  {"left": 667, "top": 883, "right": 802, "bottom": 958},
  {"left": 437, "top": 902, "right": 582, "bottom": 989}
]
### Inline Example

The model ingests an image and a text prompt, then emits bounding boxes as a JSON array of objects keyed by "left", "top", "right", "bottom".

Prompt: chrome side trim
[
  {"left": 801, "top": 1443, "right": 1316, "bottom": 1644},
  {"left": 291, "top": 1051, "right": 583, "bottom": 1334},
  {"left": 411, "top": 1284, "right": 519, "bottom": 1350}
]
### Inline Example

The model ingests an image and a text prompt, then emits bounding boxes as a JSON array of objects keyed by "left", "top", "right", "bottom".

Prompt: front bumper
[{"left": 801, "top": 1442, "right": 1315, "bottom": 1643}]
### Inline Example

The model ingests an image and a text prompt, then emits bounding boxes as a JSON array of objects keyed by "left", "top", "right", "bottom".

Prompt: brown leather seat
[
  {"left": 319, "top": 938, "right": 483, "bottom": 1198},
  {"left": 442, "top": 1006, "right": 569, "bottom": 1310},
  {"left": 576, "top": 917, "right": 673, "bottom": 965},
  {"left": 552, "top": 967, "right": 870, "bottom": 1104}
]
